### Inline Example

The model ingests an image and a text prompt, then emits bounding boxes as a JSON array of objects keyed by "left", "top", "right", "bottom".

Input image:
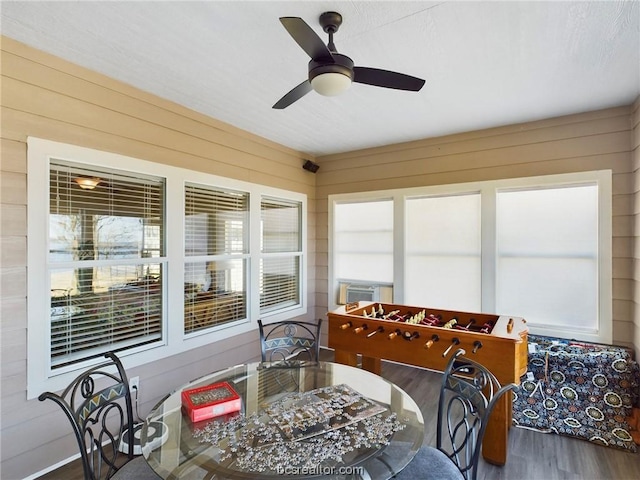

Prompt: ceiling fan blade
[
  {"left": 353, "top": 67, "right": 425, "bottom": 91},
  {"left": 279, "top": 17, "right": 335, "bottom": 61},
  {"left": 272, "top": 80, "right": 313, "bottom": 109}
]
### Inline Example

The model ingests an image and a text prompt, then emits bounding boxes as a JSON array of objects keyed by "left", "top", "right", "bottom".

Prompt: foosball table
[{"left": 328, "top": 301, "right": 528, "bottom": 466}]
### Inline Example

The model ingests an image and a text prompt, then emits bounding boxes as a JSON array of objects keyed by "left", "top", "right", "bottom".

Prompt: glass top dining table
[{"left": 140, "top": 360, "right": 424, "bottom": 480}]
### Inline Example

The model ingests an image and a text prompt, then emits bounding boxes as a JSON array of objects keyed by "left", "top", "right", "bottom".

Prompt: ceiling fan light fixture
[{"left": 310, "top": 72, "right": 352, "bottom": 96}]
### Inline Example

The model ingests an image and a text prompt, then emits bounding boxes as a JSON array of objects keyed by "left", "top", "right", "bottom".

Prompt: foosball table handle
[
  {"left": 367, "top": 326, "right": 384, "bottom": 338},
  {"left": 442, "top": 337, "right": 460, "bottom": 357},
  {"left": 388, "top": 329, "right": 401, "bottom": 340},
  {"left": 424, "top": 334, "right": 439, "bottom": 349}
]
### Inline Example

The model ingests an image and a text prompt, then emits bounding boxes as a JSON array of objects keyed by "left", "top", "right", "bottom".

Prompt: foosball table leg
[
  {"left": 481, "top": 393, "right": 510, "bottom": 465},
  {"left": 333, "top": 351, "right": 382, "bottom": 375},
  {"left": 334, "top": 350, "right": 358, "bottom": 368},
  {"left": 361, "top": 356, "right": 381, "bottom": 375}
]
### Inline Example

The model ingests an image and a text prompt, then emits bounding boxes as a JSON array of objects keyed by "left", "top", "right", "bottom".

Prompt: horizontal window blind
[
  {"left": 184, "top": 260, "right": 247, "bottom": 333},
  {"left": 261, "top": 197, "right": 301, "bottom": 253},
  {"left": 185, "top": 184, "right": 248, "bottom": 256},
  {"left": 260, "top": 257, "right": 300, "bottom": 312},
  {"left": 184, "top": 184, "right": 249, "bottom": 332},
  {"left": 260, "top": 197, "right": 302, "bottom": 313},
  {"left": 49, "top": 161, "right": 165, "bottom": 368}
]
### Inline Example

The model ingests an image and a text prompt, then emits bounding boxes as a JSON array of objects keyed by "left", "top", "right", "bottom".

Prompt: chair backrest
[
  {"left": 436, "top": 349, "right": 517, "bottom": 480},
  {"left": 39, "top": 352, "right": 136, "bottom": 480},
  {"left": 258, "top": 319, "right": 322, "bottom": 363}
]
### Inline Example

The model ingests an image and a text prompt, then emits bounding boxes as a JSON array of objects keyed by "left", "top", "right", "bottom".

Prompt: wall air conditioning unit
[
  {"left": 338, "top": 281, "right": 393, "bottom": 305},
  {"left": 345, "top": 284, "right": 380, "bottom": 303}
]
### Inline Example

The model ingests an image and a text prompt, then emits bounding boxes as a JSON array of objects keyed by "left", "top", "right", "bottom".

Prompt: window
[
  {"left": 333, "top": 199, "right": 393, "bottom": 283},
  {"left": 405, "top": 193, "right": 481, "bottom": 311},
  {"left": 48, "top": 161, "right": 165, "bottom": 369},
  {"left": 495, "top": 184, "right": 599, "bottom": 334},
  {"left": 329, "top": 171, "right": 611, "bottom": 344},
  {"left": 27, "top": 138, "right": 306, "bottom": 398},
  {"left": 184, "top": 184, "right": 248, "bottom": 334},
  {"left": 260, "top": 197, "right": 303, "bottom": 314}
]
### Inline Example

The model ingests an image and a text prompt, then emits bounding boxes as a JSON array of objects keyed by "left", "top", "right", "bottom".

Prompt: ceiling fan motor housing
[
  {"left": 319, "top": 11, "right": 343, "bottom": 34},
  {"left": 308, "top": 53, "right": 354, "bottom": 82}
]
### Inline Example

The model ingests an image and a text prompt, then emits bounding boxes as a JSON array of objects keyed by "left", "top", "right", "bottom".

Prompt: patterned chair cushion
[{"left": 512, "top": 334, "right": 639, "bottom": 452}]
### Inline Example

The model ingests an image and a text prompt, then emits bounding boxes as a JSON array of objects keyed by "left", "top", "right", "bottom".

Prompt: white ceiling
[{"left": 1, "top": 1, "right": 639, "bottom": 157}]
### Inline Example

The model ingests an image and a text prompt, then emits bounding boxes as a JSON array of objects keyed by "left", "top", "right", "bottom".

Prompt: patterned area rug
[{"left": 512, "top": 334, "right": 640, "bottom": 452}]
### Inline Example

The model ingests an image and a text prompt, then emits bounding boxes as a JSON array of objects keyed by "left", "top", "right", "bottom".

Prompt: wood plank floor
[{"left": 38, "top": 351, "right": 640, "bottom": 480}]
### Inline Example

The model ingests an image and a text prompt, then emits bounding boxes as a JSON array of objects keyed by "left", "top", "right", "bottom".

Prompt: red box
[{"left": 181, "top": 381, "right": 242, "bottom": 423}]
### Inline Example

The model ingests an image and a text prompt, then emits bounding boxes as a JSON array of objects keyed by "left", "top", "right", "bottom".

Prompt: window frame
[
  {"left": 27, "top": 137, "right": 307, "bottom": 399},
  {"left": 329, "top": 170, "right": 612, "bottom": 344}
]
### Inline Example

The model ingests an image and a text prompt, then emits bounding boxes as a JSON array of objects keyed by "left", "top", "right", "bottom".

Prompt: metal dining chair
[
  {"left": 257, "top": 318, "right": 322, "bottom": 363},
  {"left": 394, "top": 349, "right": 517, "bottom": 480},
  {"left": 39, "top": 352, "right": 159, "bottom": 480}
]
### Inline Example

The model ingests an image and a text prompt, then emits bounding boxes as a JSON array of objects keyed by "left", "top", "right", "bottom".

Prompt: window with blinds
[
  {"left": 495, "top": 184, "right": 599, "bottom": 333},
  {"left": 333, "top": 200, "right": 394, "bottom": 283},
  {"left": 29, "top": 138, "right": 307, "bottom": 398},
  {"left": 405, "top": 193, "right": 481, "bottom": 311},
  {"left": 260, "top": 197, "right": 302, "bottom": 313},
  {"left": 49, "top": 160, "right": 165, "bottom": 369},
  {"left": 184, "top": 184, "right": 248, "bottom": 333}
]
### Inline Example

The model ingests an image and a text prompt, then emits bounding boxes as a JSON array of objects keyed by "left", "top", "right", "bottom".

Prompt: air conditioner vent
[{"left": 345, "top": 284, "right": 379, "bottom": 303}]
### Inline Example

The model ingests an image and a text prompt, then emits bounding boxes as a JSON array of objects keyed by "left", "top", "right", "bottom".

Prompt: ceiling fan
[{"left": 273, "top": 11, "right": 426, "bottom": 109}]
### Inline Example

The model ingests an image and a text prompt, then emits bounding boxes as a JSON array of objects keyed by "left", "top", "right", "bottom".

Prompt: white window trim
[
  {"left": 329, "top": 170, "right": 612, "bottom": 344},
  {"left": 27, "top": 137, "right": 307, "bottom": 399}
]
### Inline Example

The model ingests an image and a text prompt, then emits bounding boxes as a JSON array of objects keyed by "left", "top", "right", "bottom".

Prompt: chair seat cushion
[
  {"left": 394, "top": 446, "right": 464, "bottom": 479},
  {"left": 111, "top": 456, "right": 160, "bottom": 480}
]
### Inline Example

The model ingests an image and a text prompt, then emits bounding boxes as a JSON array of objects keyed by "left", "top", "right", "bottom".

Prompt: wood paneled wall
[
  {"left": 0, "top": 36, "right": 318, "bottom": 479},
  {"left": 632, "top": 98, "right": 640, "bottom": 357},
  {"left": 314, "top": 103, "right": 637, "bottom": 357}
]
